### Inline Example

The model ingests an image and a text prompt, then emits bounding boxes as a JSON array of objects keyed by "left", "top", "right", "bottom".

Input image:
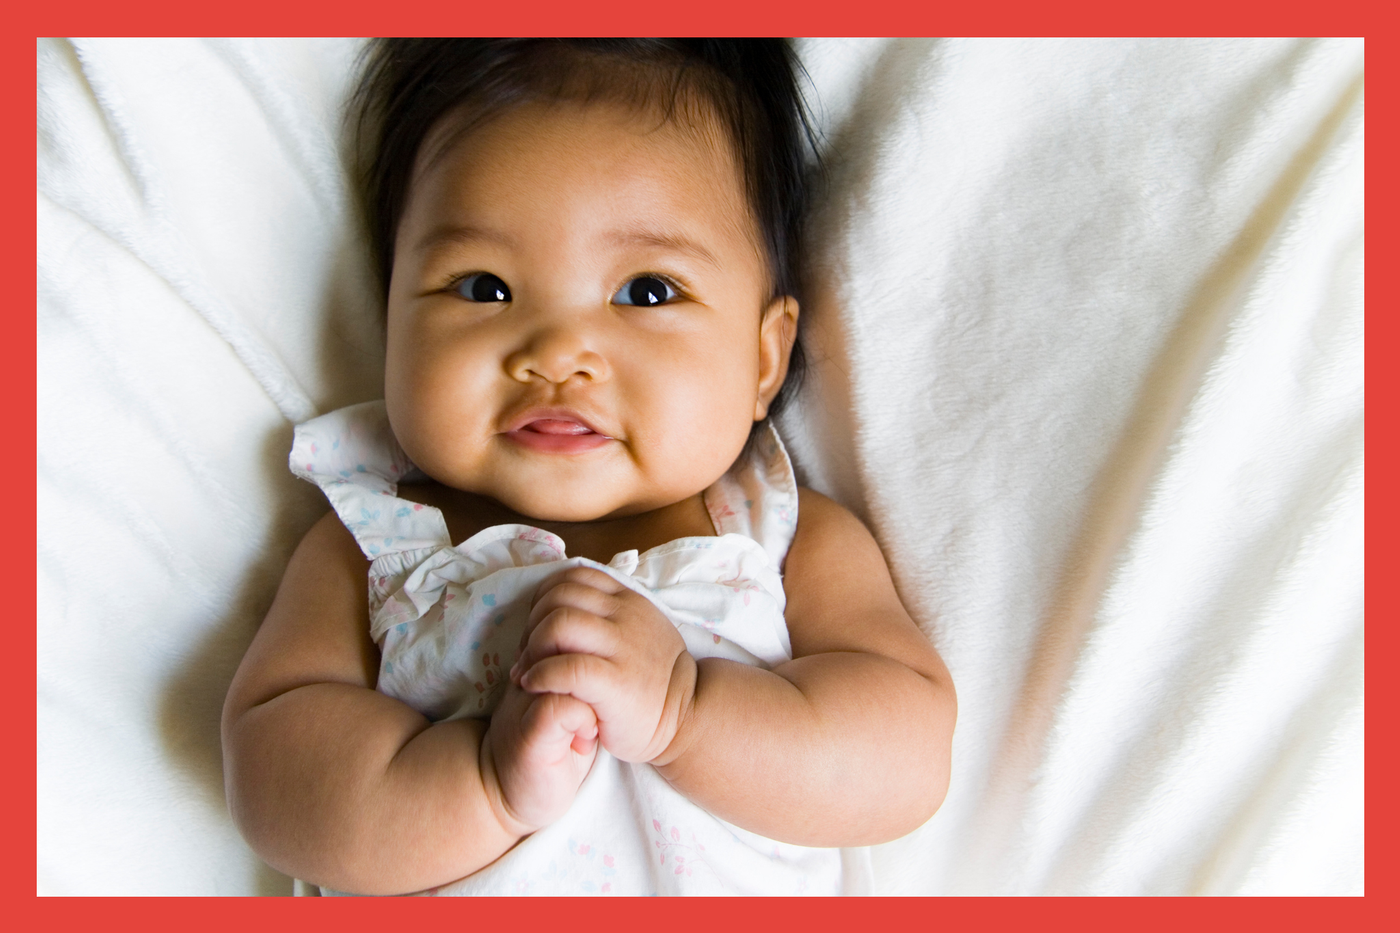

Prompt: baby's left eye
[{"left": 612, "top": 276, "right": 678, "bottom": 307}]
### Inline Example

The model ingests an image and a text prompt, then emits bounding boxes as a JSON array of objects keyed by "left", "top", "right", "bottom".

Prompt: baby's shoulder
[
  {"left": 782, "top": 487, "right": 924, "bottom": 655},
  {"left": 792, "top": 486, "right": 868, "bottom": 537},
  {"left": 786, "top": 487, "right": 890, "bottom": 574}
]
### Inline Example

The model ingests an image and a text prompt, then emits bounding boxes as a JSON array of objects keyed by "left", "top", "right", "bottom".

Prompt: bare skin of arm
[
  {"left": 515, "top": 488, "right": 957, "bottom": 847},
  {"left": 654, "top": 489, "right": 956, "bottom": 844},
  {"left": 221, "top": 511, "right": 596, "bottom": 895}
]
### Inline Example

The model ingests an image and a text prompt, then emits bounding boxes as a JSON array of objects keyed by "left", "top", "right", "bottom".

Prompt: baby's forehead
[
  {"left": 418, "top": 90, "right": 738, "bottom": 184},
  {"left": 408, "top": 97, "right": 763, "bottom": 253}
]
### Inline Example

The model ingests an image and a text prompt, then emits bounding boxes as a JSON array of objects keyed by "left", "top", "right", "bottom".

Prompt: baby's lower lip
[{"left": 506, "top": 420, "right": 612, "bottom": 453}]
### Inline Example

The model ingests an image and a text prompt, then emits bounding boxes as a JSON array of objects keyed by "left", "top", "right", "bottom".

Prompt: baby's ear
[{"left": 755, "top": 296, "right": 800, "bottom": 421}]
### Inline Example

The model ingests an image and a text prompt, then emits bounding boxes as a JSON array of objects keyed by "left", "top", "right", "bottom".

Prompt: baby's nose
[{"left": 504, "top": 326, "right": 610, "bottom": 385}]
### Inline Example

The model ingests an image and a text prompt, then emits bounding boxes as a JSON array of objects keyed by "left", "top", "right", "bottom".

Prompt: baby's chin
[
  {"left": 484, "top": 475, "right": 715, "bottom": 526},
  {"left": 493, "top": 491, "right": 665, "bottom": 525}
]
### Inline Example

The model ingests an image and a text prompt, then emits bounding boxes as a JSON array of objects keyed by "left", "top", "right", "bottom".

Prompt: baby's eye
[
  {"left": 454, "top": 273, "right": 511, "bottom": 303},
  {"left": 612, "top": 276, "right": 677, "bottom": 307}
]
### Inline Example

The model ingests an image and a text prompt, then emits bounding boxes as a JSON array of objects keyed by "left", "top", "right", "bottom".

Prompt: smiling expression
[{"left": 384, "top": 99, "right": 797, "bottom": 523}]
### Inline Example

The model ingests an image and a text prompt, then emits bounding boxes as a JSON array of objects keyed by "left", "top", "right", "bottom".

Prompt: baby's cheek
[
  {"left": 666, "top": 396, "right": 753, "bottom": 479},
  {"left": 389, "top": 344, "right": 501, "bottom": 482}
]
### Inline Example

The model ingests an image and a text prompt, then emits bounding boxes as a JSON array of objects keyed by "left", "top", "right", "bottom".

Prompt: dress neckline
[{"left": 290, "top": 401, "right": 800, "bottom": 570}]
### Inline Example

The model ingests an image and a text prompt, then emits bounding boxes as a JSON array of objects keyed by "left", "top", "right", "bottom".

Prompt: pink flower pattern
[{"left": 651, "top": 819, "right": 710, "bottom": 879}]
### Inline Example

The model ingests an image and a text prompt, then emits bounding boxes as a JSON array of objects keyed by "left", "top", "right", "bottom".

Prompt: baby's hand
[
  {"left": 481, "top": 681, "right": 599, "bottom": 834},
  {"left": 511, "top": 567, "right": 697, "bottom": 764}
]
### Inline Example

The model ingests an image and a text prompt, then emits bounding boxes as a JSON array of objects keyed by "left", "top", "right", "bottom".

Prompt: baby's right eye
[{"left": 453, "top": 273, "right": 511, "bottom": 303}]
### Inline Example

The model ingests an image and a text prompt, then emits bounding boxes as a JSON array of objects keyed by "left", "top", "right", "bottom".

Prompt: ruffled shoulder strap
[
  {"left": 703, "top": 423, "right": 799, "bottom": 570},
  {"left": 289, "top": 401, "right": 451, "bottom": 558}
]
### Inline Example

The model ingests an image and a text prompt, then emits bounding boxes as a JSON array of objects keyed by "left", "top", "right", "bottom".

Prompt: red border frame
[{"left": 21, "top": 1, "right": 1382, "bottom": 926}]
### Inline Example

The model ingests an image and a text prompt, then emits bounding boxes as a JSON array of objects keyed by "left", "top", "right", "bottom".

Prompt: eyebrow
[
  {"left": 413, "top": 223, "right": 722, "bottom": 269},
  {"left": 610, "top": 229, "right": 721, "bottom": 269},
  {"left": 413, "top": 224, "right": 517, "bottom": 256}
]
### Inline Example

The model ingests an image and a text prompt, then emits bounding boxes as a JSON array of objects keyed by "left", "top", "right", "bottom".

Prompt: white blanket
[{"left": 37, "top": 37, "right": 1363, "bottom": 895}]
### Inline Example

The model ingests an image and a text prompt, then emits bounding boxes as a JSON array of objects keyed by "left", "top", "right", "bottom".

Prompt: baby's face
[{"left": 385, "top": 100, "right": 794, "bottom": 522}]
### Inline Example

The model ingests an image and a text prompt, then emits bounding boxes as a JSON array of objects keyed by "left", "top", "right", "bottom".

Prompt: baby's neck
[{"left": 399, "top": 483, "right": 717, "bottom": 564}]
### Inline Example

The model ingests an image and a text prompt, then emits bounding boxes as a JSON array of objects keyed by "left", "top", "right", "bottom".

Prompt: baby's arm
[
  {"left": 514, "top": 488, "right": 956, "bottom": 847},
  {"left": 221, "top": 512, "right": 596, "bottom": 895}
]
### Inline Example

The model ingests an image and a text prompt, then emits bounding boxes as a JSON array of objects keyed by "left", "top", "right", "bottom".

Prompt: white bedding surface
[{"left": 37, "top": 37, "right": 1363, "bottom": 895}]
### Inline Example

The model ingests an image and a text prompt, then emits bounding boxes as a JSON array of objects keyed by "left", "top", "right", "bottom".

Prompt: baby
[{"left": 222, "top": 38, "right": 955, "bottom": 896}]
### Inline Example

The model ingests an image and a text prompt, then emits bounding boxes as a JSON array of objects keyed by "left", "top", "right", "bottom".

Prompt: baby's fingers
[
  {"left": 525, "top": 574, "right": 622, "bottom": 637},
  {"left": 519, "top": 692, "right": 599, "bottom": 762},
  {"left": 511, "top": 606, "right": 616, "bottom": 683},
  {"left": 518, "top": 652, "right": 618, "bottom": 708},
  {"left": 530, "top": 566, "right": 628, "bottom": 609}
]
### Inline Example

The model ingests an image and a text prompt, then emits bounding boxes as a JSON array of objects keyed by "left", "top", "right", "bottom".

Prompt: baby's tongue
[{"left": 527, "top": 419, "right": 591, "bottom": 435}]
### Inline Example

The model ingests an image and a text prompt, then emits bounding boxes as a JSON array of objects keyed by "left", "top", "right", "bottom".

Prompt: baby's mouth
[
  {"left": 520, "top": 419, "right": 596, "bottom": 436},
  {"left": 505, "top": 415, "right": 613, "bottom": 453}
]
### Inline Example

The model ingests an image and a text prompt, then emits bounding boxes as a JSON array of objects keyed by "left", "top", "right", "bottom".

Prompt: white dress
[{"left": 290, "top": 401, "right": 871, "bottom": 895}]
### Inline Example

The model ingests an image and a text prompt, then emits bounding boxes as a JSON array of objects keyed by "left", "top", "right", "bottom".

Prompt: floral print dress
[{"left": 291, "top": 401, "right": 868, "bottom": 895}]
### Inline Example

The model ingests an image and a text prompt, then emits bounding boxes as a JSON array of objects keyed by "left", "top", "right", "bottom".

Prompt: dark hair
[{"left": 349, "top": 38, "right": 818, "bottom": 423}]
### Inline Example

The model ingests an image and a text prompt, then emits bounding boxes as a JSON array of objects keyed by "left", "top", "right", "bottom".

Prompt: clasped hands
[{"left": 482, "top": 566, "right": 697, "bottom": 834}]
